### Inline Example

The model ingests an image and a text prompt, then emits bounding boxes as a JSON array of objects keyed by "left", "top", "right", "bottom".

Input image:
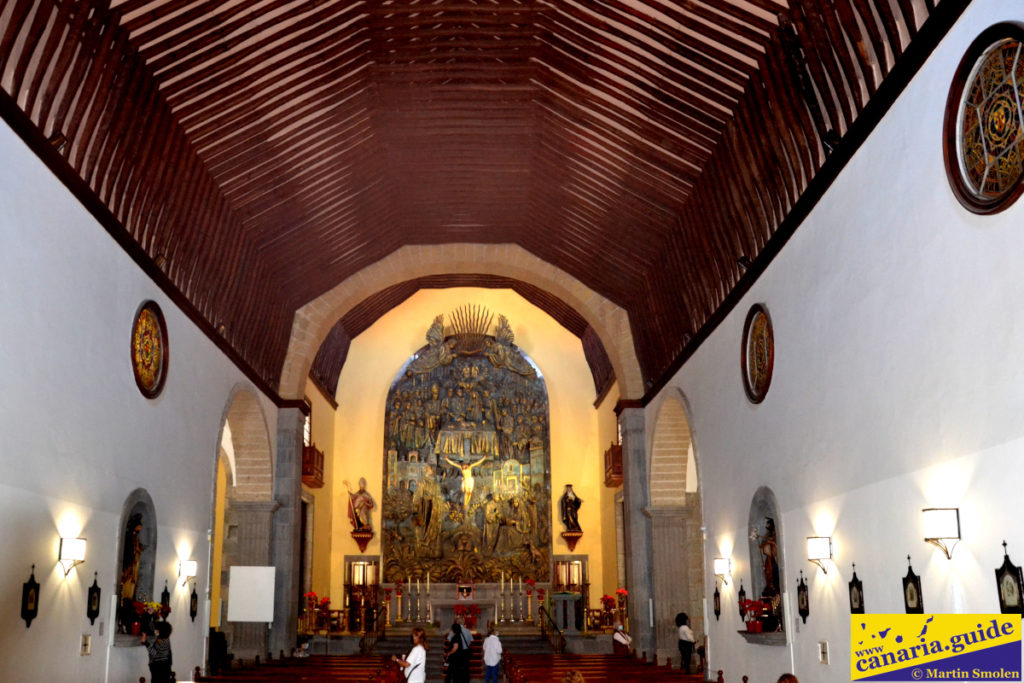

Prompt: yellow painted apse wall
[{"left": 328, "top": 288, "right": 618, "bottom": 603}]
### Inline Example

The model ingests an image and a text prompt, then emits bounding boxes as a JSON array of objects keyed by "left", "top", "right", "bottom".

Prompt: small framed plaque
[
  {"left": 456, "top": 583, "right": 475, "bottom": 601},
  {"left": 903, "top": 556, "right": 923, "bottom": 614},
  {"left": 995, "top": 541, "right": 1023, "bottom": 614}
]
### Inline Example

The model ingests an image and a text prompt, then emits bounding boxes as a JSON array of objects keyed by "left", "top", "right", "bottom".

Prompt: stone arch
[
  {"left": 220, "top": 385, "right": 273, "bottom": 502},
  {"left": 645, "top": 387, "right": 705, "bottom": 666},
  {"left": 277, "top": 244, "right": 645, "bottom": 400},
  {"left": 648, "top": 393, "right": 692, "bottom": 506},
  {"left": 211, "top": 385, "right": 277, "bottom": 660}
]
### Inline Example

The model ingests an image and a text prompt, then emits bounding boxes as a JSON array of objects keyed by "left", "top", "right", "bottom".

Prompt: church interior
[{"left": 2, "top": 0, "right": 1024, "bottom": 681}]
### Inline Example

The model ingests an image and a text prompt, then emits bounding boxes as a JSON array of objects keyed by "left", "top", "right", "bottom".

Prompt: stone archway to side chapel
[{"left": 646, "top": 390, "right": 704, "bottom": 667}]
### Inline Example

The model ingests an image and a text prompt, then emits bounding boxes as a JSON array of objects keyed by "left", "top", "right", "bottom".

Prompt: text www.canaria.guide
[{"left": 855, "top": 620, "right": 1015, "bottom": 672}]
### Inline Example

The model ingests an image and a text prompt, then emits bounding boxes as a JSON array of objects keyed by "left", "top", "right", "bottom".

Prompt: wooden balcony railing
[
  {"left": 604, "top": 444, "right": 622, "bottom": 487},
  {"left": 302, "top": 445, "right": 325, "bottom": 488}
]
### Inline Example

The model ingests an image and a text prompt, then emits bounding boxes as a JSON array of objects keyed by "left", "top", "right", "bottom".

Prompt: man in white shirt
[{"left": 482, "top": 626, "right": 503, "bottom": 683}]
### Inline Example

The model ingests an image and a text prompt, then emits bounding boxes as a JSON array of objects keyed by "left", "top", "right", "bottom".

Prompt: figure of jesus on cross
[{"left": 444, "top": 455, "right": 489, "bottom": 510}]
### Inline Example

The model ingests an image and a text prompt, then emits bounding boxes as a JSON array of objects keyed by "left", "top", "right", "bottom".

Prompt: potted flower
[
  {"left": 600, "top": 594, "right": 616, "bottom": 611},
  {"left": 453, "top": 603, "right": 482, "bottom": 631},
  {"left": 525, "top": 578, "right": 536, "bottom": 597},
  {"left": 739, "top": 599, "right": 765, "bottom": 633}
]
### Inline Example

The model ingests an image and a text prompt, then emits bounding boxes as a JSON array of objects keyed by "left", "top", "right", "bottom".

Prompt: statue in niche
[
  {"left": 560, "top": 485, "right": 583, "bottom": 532},
  {"left": 120, "top": 514, "right": 144, "bottom": 600},
  {"left": 345, "top": 478, "right": 375, "bottom": 532},
  {"left": 757, "top": 517, "right": 780, "bottom": 596},
  {"left": 118, "top": 513, "right": 145, "bottom": 632},
  {"left": 444, "top": 454, "right": 489, "bottom": 510}
]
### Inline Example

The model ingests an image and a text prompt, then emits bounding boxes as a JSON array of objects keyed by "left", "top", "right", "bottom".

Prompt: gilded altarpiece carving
[{"left": 382, "top": 307, "right": 552, "bottom": 583}]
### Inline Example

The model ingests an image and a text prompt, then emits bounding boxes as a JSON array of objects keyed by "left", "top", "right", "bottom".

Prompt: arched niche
[
  {"left": 114, "top": 488, "right": 157, "bottom": 637},
  {"left": 646, "top": 390, "right": 705, "bottom": 663},
  {"left": 746, "top": 486, "right": 784, "bottom": 631}
]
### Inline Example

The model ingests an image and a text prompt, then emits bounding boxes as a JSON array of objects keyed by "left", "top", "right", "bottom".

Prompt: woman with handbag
[{"left": 391, "top": 627, "right": 427, "bottom": 683}]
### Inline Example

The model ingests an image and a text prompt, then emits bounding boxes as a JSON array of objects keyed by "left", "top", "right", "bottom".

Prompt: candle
[
  {"left": 501, "top": 571, "right": 504, "bottom": 593},
  {"left": 417, "top": 578, "right": 420, "bottom": 592},
  {"left": 427, "top": 573, "right": 430, "bottom": 591},
  {"left": 519, "top": 576, "right": 522, "bottom": 593}
]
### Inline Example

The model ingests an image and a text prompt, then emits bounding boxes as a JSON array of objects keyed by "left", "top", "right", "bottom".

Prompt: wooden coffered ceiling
[{"left": 0, "top": 0, "right": 962, "bottom": 401}]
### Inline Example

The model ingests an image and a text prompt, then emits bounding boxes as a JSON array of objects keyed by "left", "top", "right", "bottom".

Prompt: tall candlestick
[
  {"left": 427, "top": 573, "right": 430, "bottom": 591},
  {"left": 501, "top": 572, "right": 504, "bottom": 593}
]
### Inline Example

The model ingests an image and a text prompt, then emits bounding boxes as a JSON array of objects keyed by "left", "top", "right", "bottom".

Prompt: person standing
[
  {"left": 675, "top": 612, "right": 695, "bottom": 674},
  {"left": 482, "top": 626, "right": 503, "bottom": 683},
  {"left": 140, "top": 621, "right": 172, "bottom": 683},
  {"left": 392, "top": 626, "right": 427, "bottom": 683},
  {"left": 612, "top": 622, "right": 633, "bottom": 656}
]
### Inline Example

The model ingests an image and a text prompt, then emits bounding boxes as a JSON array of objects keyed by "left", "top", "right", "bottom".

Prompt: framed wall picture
[
  {"left": 741, "top": 303, "right": 774, "bottom": 403},
  {"left": 130, "top": 300, "right": 169, "bottom": 398},
  {"left": 713, "top": 585, "right": 721, "bottom": 621},
  {"left": 737, "top": 580, "right": 746, "bottom": 619},
  {"left": 190, "top": 587, "right": 199, "bottom": 622},
  {"left": 87, "top": 573, "right": 101, "bottom": 625},
  {"left": 849, "top": 564, "right": 865, "bottom": 614},
  {"left": 22, "top": 565, "right": 39, "bottom": 628},
  {"left": 995, "top": 541, "right": 1023, "bottom": 614},
  {"left": 903, "top": 556, "right": 923, "bottom": 614},
  {"left": 796, "top": 571, "right": 809, "bottom": 624}
]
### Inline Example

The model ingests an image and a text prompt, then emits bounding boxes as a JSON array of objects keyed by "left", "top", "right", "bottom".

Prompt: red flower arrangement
[
  {"left": 319, "top": 597, "right": 331, "bottom": 610},
  {"left": 453, "top": 603, "right": 482, "bottom": 629},
  {"left": 394, "top": 580, "right": 405, "bottom": 597},
  {"left": 304, "top": 591, "right": 319, "bottom": 611},
  {"left": 615, "top": 587, "right": 628, "bottom": 598},
  {"left": 525, "top": 578, "right": 536, "bottom": 588},
  {"left": 134, "top": 600, "right": 171, "bottom": 619},
  {"left": 600, "top": 594, "right": 616, "bottom": 609},
  {"left": 453, "top": 603, "right": 482, "bottom": 619},
  {"left": 739, "top": 599, "right": 766, "bottom": 621}
]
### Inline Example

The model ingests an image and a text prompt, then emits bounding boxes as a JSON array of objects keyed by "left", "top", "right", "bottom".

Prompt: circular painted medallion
[
  {"left": 741, "top": 303, "right": 773, "bottom": 404},
  {"left": 944, "top": 25, "right": 1024, "bottom": 213},
  {"left": 131, "top": 300, "right": 168, "bottom": 398}
]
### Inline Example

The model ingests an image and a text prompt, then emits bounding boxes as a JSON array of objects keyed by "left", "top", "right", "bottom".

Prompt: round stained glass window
[
  {"left": 131, "top": 300, "right": 168, "bottom": 398},
  {"left": 741, "top": 303, "right": 773, "bottom": 404},
  {"left": 945, "top": 25, "right": 1024, "bottom": 213}
]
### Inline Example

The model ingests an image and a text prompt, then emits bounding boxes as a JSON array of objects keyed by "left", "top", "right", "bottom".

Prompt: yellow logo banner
[{"left": 851, "top": 615, "right": 1021, "bottom": 681}]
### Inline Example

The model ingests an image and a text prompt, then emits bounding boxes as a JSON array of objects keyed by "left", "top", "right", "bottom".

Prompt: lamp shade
[
  {"left": 179, "top": 559, "right": 198, "bottom": 581},
  {"left": 713, "top": 557, "right": 732, "bottom": 577},
  {"left": 923, "top": 508, "right": 960, "bottom": 540},
  {"left": 58, "top": 537, "right": 87, "bottom": 576},
  {"left": 806, "top": 536, "right": 833, "bottom": 561}
]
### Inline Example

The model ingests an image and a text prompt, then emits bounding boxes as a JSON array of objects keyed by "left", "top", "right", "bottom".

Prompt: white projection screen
[{"left": 226, "top": 566, "right": 276, "bottom": 622}]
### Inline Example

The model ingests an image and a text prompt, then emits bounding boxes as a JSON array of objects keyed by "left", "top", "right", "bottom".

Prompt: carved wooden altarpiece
[{"left": 382, "top": 306, "right": 552, "bottom": 583}]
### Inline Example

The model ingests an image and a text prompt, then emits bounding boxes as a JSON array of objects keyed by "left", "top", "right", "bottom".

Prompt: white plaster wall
[
  {"left": 657, "top": 2, "right": 1024, "bottom": 680},
  {"left": 0, "top": 120, "right": 277, "bottom": 681}
]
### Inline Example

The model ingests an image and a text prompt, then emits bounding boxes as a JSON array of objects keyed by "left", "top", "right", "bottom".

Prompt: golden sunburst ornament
[{"left": 131, "top": 301, "right": 168, "bottom": 398}]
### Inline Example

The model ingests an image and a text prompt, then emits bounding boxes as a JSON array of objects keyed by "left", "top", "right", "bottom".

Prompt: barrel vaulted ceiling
[{"left": 0, "top": 0, "right": 959, "bottom": 401}]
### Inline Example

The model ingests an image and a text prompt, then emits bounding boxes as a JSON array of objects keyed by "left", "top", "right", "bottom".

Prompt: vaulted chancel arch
[{"left": 277, "top": 244, "right": 645, "bottom": 401}]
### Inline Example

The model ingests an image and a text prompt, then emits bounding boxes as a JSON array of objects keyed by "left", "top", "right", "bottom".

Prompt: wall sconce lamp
[
  {"left": 806, "top": 536, "right": 834, "bottom": 573},
  {"left": 178, "top": 559, "right": 198, "bottom": 587},
  {"left": 923, "top": 507, "right": 961, "bottom": 559},
  {"left": 713, "top": 557, "right": 732, "bottom": 585},
  {"left": 58, "top": 537, "right": 87, "bottom": 576}
]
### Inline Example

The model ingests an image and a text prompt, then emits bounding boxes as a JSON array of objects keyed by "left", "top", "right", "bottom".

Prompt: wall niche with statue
[
  {"left": 114, "top": 488, "right": 158, "bottom": 644},
  {"left": 381, "top": 305, "right": 552, "bottom": 583},
  {"left": 744, "top": 486, "right": 785, "bottom": 642}
]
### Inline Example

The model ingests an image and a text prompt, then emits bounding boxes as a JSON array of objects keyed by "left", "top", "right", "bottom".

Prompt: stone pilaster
[
  {"left": 619, "top": 407, "right": 654, "bottom": 656},
  {"left": 269, "top": 407, "right": 304, "bottom": 656},
  {"left": 222, "top": 500, "right": 278, "bottom": 659}
]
